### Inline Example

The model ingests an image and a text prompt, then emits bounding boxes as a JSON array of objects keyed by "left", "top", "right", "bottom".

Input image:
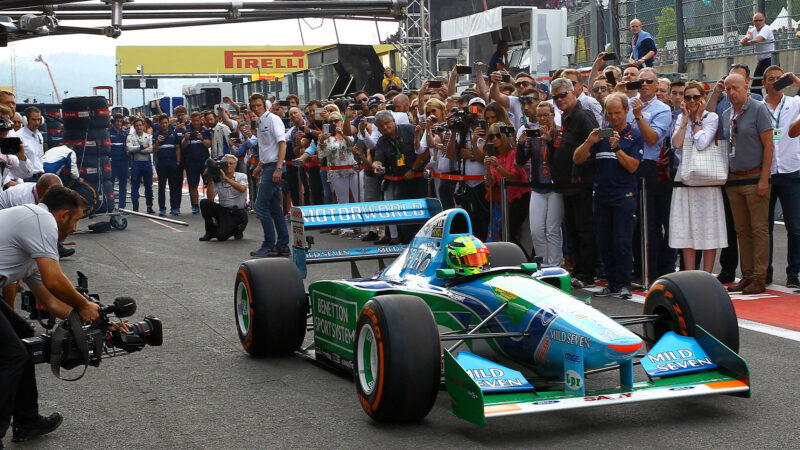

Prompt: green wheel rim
[
  {"left": 236, "top": 282, "right": 250, "bottom": 334},
  {"left": 357, "top": 323, "right": 378, "bottom": 395}
]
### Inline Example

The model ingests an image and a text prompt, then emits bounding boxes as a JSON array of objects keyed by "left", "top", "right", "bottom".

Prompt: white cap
[{"left": 468, "top": 97, "right": 486, "bottom": 107}]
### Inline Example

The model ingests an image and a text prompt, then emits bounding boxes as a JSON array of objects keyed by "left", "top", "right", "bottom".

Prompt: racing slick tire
[
  {"left": 235, "top": 258, "right": 307, "bottom": 357},
  {"left": 643, "top": 270, "right": 739, "bottom": 352},
  {"left": 486, "top": 241, "right": 528, "bottom": 268},
  {"left": 354, "top": 295, "right": 440, "bottom": 423}
]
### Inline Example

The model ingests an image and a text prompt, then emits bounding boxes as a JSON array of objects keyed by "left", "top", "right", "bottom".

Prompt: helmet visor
[{"left": 459, "top": 250, "right": 489, "bottom": 267}]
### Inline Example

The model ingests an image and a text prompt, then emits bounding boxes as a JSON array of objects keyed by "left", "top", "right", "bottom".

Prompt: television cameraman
[
  {"left": 199, "top": 154, "right": 248, "bottom": 241},
  {"left": 0, "top": 186, "right": 125, "bottom": 447}
]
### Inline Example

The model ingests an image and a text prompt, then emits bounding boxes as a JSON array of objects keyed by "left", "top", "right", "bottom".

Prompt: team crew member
[
  {"left": 18, "top": 106, "right": 45, "bottom": 180},
  {"left": 126, "top": 118, "right": 155, "bottom": 214},
  {"left": 0, "top": 186, "right": 120, "bottom": 448},
  {"left": 199, "top": 154, "right": 248, "bottom": 241},
  {"left": 249, "top": 94, "right": 290, "bottom": 258},
  {"left": 108, "top": 114, "right": 129, "bottom": 209},
  {"left": 42, "top": 143, "right": 81, "bottom": 184},
  {"left": 574, "top": 92, "right": 644, "bottom": 299},
  {"left": 722, "top": 74, "right": 774, "bottom": 295},
  {"left": 153, "top": 114, "right": 182, "bottom": 216},
  {"left": 181, "top": 112, "right": 212, "bottom": 215}
]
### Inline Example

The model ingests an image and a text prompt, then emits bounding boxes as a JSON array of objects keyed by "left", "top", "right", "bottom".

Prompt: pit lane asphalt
[{"left": 13, "top": 208, "right": 798, "bottom": 449}]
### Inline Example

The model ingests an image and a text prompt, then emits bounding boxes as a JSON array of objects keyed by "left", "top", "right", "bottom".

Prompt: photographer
[
  {"left": 0, "top": 186, "right": 107, "bottom": 446},
  {"left": 0, "top": 118, "right": 33, "bottom": 186},
  {"left": 199, "top": 154, "right": 248, "bottom": 241},
  {"left": 574, "top": 93, "right": 644, "bottom": 299}
]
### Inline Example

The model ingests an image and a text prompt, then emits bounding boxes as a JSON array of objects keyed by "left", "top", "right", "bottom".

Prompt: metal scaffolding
[{"left": 396, "top": 0, "right": 432, "bottom": 89}]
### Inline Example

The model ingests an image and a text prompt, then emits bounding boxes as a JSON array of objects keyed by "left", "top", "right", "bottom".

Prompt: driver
[{"left": 446, "top": 236, "right": 491, "bottom": 275}]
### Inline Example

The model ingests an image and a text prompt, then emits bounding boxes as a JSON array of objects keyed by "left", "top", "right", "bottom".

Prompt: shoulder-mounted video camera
[{"left": 21, "top": 272, "right": 163, "bottom": 380}]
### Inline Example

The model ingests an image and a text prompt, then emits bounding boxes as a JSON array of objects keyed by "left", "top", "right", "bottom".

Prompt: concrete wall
[{"left": 654, "top": 49, "right": 797, "bottom": 83}]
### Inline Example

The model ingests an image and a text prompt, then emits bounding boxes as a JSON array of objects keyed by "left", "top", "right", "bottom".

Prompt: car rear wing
[{"left": 290, "top": 198, "right": 442, "bottom": 278}]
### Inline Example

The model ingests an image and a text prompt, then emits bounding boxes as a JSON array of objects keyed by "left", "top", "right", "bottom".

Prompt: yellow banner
[{"left": 117, "top": 46, "right": 319, "bottom": 75}]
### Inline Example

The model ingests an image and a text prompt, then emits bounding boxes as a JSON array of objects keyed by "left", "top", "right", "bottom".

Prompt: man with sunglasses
[
  {"left": 550, "top": 77, "right": 599, "bottom": 288},
  {"left": 721, "top": 73, "right": 774, "bottom": 294},
  {"left": 741, "top": 12, "right": 774, "bottom": 96},
  {"left": 625, "top": 68, "right": 672, "bottom": 283},
  {"left": 563, "top": 69, "right": 603, "bottom": 125},
  {"left": 592, "top": 77, "right": 612, "bottom": 105},
  {"left": 488, "top": 71, "right": 538, "bottom": 130}
]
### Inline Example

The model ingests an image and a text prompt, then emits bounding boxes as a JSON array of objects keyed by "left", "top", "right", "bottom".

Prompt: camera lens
[{"left": 129, "top": 315, "right": 163, "bottom": 347}]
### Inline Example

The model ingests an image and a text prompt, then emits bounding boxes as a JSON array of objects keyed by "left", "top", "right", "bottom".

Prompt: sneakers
[
  {"left": 170, "top": 208, "right": 180, "bottom": 216},
  {"left": 159, "top": 208, "right": 166, "bottom": 217},
  {"left": 595, "top": 286, "right": 617, "bottom": 297},
  {"left": 787, "top": 276, "right": 800, "bottom": 288},
  {"left": 250, "top": 247, "right": 278, "bottom": 258},
  {"left": 192, "top": 205, "right": 200, "bottom": 215},
  {"left": 12, "top": 412, "right": 63, "bottom": 442},
  {"left": 616, "top": 287, "right": 632, "bottom": 299},
  {"left": 278, "top": 248, "right": 292, "bottom": 257}
]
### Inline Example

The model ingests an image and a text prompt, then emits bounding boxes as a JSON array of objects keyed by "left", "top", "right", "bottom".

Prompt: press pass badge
[{"left": 773, "top": 129, "right": 782, "bottom": 141}]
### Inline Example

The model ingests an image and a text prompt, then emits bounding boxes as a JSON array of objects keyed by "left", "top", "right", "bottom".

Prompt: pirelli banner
[{"left": 117, "top": 46, "right": 320, "bottom": 75}]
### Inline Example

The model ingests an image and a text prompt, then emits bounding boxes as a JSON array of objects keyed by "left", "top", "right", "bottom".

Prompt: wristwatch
[
  {"left": 634, "top": 116, "right": 643, "bottom": 121},
  {"left": 693, "top": 121, "right": 703, "bottom": 126}
]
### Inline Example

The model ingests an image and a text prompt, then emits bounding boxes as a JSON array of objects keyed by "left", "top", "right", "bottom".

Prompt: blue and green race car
[{"left": 234, "top": 199, "right": 750, "bottom": 425}]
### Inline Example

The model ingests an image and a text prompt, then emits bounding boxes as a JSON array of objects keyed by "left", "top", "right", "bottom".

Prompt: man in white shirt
[
  {"left": 0, "top": 118, "right": 33, "bottom": 187},
  {"left": 763, "top": 66, "right": 800, "bottom": 288},
  {"left": 249, "top": 93, "right": 289, "bottom": 258},
  {"left": 18, "top": 106, "right": 44, "bottom": 180},
  {"left": 199, "top": 154, "right": 248, "bottom": 242},
  {"left": 741, "top": 12, "right": 775, "bottom": 96}
]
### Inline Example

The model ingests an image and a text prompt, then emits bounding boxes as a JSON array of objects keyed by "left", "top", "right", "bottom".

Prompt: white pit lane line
[{"left": 585, "top": 282, "right": 800, "bottom": 343}]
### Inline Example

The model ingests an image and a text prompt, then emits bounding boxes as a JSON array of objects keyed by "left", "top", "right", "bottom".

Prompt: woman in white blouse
[
  {"left": 317, "top": 111, "right": 359, "bottom": 236},
  {"left": 669, "top": 81, "right": 728, "bottom": 272}
]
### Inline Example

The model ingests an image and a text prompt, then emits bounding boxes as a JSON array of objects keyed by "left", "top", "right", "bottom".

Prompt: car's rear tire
[
  {"left": 486, "top": 241, "right": 528, "bottom": 267},
  {"left": 354, "top": 295, "right": 440, "bottom": 423},
  {"left": 643, "top": 270, "right": 739, "bottom": 352},
  {"left": 235, "top": 258, "right": 307, "bottom": 356}
]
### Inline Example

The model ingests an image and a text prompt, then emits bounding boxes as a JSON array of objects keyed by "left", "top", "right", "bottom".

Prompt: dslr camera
[
  {"left": 22, "top": 272, "right": 163, "bottom": 373},
  {"left": 205, "top": 157, "right": 227, "bottom": 183}
]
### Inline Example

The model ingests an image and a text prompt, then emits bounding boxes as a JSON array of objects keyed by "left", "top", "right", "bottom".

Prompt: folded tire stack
[{"left": 61, "top": 96, "right": 114, "bottom": 215}]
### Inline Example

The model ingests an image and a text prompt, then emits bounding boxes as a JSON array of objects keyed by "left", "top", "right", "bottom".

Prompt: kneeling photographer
[
  {"left": 0, "top": 186, "right": 112, "bottom": 446},
  {"left": 199, "top": 154, "right": 249, "bottom": 241}
]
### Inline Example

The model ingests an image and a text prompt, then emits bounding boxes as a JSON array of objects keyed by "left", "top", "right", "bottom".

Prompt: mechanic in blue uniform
[
  {"left": 181, "top": 111, "right": 212, "bottom": 214},
  {"left": 108, "top": 114, "right": 129, "bottom": 209},
  {"left": 153, "top": 114, "right": 182, "bottom": 217},
  {"left": 574, "top": 92, "right": 644, "bottom": 299}
]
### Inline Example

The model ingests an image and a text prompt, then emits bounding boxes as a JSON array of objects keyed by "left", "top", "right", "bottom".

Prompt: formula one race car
[{"left": 234, "top": 199, "right": 750, "bottom": 425}]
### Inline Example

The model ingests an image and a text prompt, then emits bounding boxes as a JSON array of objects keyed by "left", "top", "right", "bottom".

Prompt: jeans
[
  {"left": 530, "top": 191, "right": 564, "bottom": 266},
  {"left": 594, "top": 195, "right": 637, "bottom": 289},
  {"left": 726, "top": 173, "right": 771, "bottom": 282},
  {"left": 254, "top": 165, "right": 289, "bottom": 251},
  {"left": 768, "top": 171, "right": 800, "bottom": 279},
  {"left": 130, "top": 160, "right": 153, "bottom": 204},
  {"left": 111, "top": 160, "right": 129, "bottom": 208},
  {"left": 321, "top": 167, "right": 333, "bottom": 205},
  {"left": 437, "top": 178, "right": 457, "bottom": 211},
  {"left": 286, "top": 164, "right": 302, "bottom": 207},
  {"left": 156, "top": 160, "right": 181, "bottom": 210}
]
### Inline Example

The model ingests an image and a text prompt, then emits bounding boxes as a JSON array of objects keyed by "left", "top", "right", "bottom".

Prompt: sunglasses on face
[
  {"left": 593, "top": 86, "right": 608, "bottom": 93},
  {"left": 356, "top": 97, "right": 369, "bottom": 103},
  {"left": 552, "top": 91, "right": 570, "bottom": 100},
  {"left": 488, "top": 133, "right": 501, "bottom": 139},
  {"left": 641, "top": 79, "right": 656, "bottom": 84},
  {"left": 515, "top": 81, "right": 533, "bottom": 87},
  {"left": 520, "top": 96, "right": 538, "bottom": 104},
  {"left": 684, "top": 94, "right": 703, "bottom": 101}
]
